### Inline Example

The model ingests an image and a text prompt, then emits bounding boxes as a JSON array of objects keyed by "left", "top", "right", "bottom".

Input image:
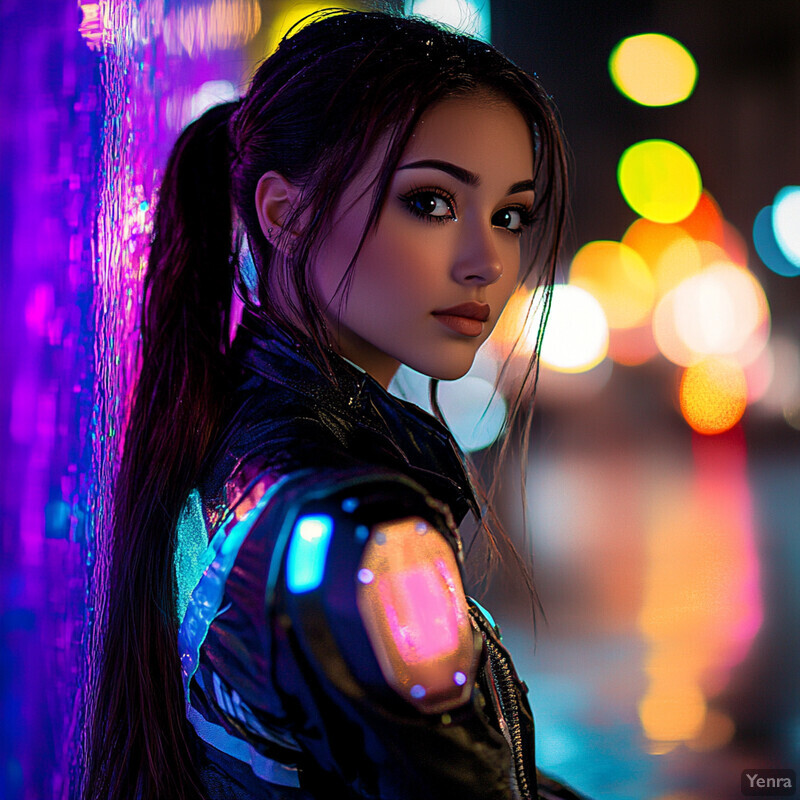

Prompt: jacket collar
[{"left": 232, "top": 310, "right": 480, "bottom": 524}]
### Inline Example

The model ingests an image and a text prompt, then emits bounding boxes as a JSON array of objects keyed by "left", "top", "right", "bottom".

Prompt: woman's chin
[{"left": 407, "top": 356, "right": 475, "bottom": 383}]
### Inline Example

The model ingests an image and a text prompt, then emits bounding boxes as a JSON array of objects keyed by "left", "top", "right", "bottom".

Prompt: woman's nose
[{"left": 451, "top": 224, "right": 504, "bottom": 285}]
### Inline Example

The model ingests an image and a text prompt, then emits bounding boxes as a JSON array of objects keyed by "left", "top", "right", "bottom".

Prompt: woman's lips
[{"left": 431, "top": 302, "right": 491, "bottom": 338}]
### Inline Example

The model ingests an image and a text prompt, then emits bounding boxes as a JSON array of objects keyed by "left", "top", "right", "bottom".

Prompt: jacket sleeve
[{"left": 181, "top": 460, "right": 515, "bottom": 797}]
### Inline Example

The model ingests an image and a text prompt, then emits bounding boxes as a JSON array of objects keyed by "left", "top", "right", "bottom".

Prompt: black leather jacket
[{"left": 175, "top": 312, "right": 585, "bottom": 800}]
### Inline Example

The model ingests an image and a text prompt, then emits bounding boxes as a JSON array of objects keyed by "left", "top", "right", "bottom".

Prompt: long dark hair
[{"left": 83, "top": 9, "right": 568, "bottom": 799}]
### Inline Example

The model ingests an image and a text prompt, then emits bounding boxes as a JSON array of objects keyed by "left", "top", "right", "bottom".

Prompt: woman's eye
[
  {"left": 492, "top": 207, "right": 529, "bottom": 233},
  {"left": 402, "top": 190, "right": 456, "bottom": 221}
]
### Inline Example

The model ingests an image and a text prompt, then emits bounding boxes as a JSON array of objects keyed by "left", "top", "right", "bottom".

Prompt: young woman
[{"left": 84, "top": 9, "right": 585, "bottom": 800}]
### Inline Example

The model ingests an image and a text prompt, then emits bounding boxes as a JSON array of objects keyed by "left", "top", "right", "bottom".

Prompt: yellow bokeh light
[
  {"left": 655, "top": 236, "right": 705, "bottom": 296},
  {"left": 610, "top": 33, "right": 697, "bottom": 107},
  {"left": 569, "top": 240, "right": 655, "bottom": 328},
  {"left": 618, "top": 140, "right": 702, "bottom": 224},
  {"left": 264, "top": 2, "right": 358, "bottom": 55},
  {"left": 679, "top": 359, "right": 747, "bottom": 434},
  {"left": 695, "top": 240, "right": 729, "bottom": 268}
]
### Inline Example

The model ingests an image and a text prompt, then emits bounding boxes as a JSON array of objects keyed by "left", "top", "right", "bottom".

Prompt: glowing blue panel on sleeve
[{"left": 286, "top": 514, "right": 334, "bottom": 594}]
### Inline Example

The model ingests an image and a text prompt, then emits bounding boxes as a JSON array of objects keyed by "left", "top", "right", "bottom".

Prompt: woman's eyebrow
[
  {"left": 508, "top": 179, "right": 535, "bottom": 195},
  {"left": 397, "top": 159, "right": 534, "bottom": 195},
  {"left": 397, "top": 159, "right": 478, "bottom": 185}
]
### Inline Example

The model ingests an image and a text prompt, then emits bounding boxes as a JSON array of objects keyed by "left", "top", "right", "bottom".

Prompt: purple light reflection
[{"left": 1, "top": 0, "right": 255, "bottom": 796}]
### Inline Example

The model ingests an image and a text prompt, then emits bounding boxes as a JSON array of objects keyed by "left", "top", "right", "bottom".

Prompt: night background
[{"left": 1, "top": 1, "right": 798, "bottom": 797}]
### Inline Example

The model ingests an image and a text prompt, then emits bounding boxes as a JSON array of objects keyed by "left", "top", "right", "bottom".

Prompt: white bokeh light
[
  {"left": 773, "top": 186, "right": 800, "bottom": 267},
  {"left": 537, "top": 284, "right": 609, "bottom": 373},
  {"left": 671, "top": 262, "right": 769, "bottom": 363}
]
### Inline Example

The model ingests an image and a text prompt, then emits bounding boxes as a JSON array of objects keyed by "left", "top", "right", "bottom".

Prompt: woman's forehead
[{"left": 400, "top": 93, "right": 534, "bottom": 188}]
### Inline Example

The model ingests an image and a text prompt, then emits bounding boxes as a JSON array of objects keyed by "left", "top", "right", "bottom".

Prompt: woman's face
[{"left": 311, "top": 91, "right": 535, "bottom": 388}]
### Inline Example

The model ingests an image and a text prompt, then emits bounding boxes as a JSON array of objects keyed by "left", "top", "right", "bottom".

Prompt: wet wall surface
[{"left": 2, "top": 1, "right": 798, "bottom": 798}]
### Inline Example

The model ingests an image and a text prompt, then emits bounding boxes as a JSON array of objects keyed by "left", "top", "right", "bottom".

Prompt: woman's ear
[{"left": 255, "top": 171, "right": 303, "bottom": 251}]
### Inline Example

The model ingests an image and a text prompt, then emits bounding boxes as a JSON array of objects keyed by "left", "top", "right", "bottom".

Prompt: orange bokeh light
[
  {"left": 488, "top": 286, "right": 538, "bottom": 360},
  {"left": 569, "top": 240, "right": 655, "bottom": 328},
  {"left": 679, "top": 359, "right": 747, "bottom": 434},
  {"left": 622, "top": 219, "right": 702, "bottom": 297},
  {"left": 678, "top": 190, "right": 725, "bottom": 244}
]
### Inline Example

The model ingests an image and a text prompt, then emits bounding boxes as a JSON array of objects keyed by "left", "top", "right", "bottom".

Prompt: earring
[{"left": 267, "top": 226, "right": 274, "bottom": 240}]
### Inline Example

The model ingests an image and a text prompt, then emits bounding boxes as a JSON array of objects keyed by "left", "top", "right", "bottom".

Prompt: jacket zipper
[{"left": 483, "top": 634, "right": 533, "bottom": 800}]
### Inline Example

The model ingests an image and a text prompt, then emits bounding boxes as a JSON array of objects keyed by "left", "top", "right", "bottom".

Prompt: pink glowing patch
[{"left": 377, "top": 563, "right": 460, "bottom": 664}]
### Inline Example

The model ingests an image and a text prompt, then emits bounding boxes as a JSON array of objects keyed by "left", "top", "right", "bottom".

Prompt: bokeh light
[
  {"left": 653, "top": 264, "right": 769, "bottom": 368},
  {"left": 609, "top": 33, "right": 697, "bottom": 107},
  {"left": 618, "top": 139, "right": 702, "bottom": 224},
  {"left": 538, "top": 285, "right": 609, "bottom": 373},
  {"left": 754, "top": 335, "right": 800, "bottom": 426},
  {"left": 772, "top": 186, "right": 800, "bottom": 267},
  {"left": 405, "top": 0, "right": 491, "bottom": 41},
  {"left": 744, "top": 345, "right": 774, "bottom": 404},
  {"left": 678, "top": 190, "right": 725, "bottom": 244},
  {"left": 785, "top": 400, "right": 800, "bottom": 431},
  {"left": 569, "top": 241, "right": 655, "bottom": 328},
  {"left": 638, "top": 430, "right": 760, "bottom": 749},
  {"left": 622, "top": 218, "right": 702, "bottom": 297},
  {"left": 720, "top": 221, "right": 749, "bottom": 267},
  {"left": 672, "top": 263, "right": 769, "bottom": 363},
  {"left": 679, "top": 359, "right": 747, "bottom": 434},
  {"left": 488, "top": 285, "right": 609, "bottom": 374},
  {"left": 190, "top": 80, "right": 238, "bottom": 123},
  {"left": 265, "top": 2, "right": 358, "bottom": 54},
  {"left": 753, "top": 206, "right": 800, "bottom": 277},
  {"left": 486, "top": 286, "right": 541, "bottom": 361},
  {"left": 652, "top": 289, "right": 699, "bottom": 367},
  {"left": 687, "top": 708, "right": 736, "bottom": 752},
  {"left": 639, "top": 680, "right": 707, "bottom": 741}
]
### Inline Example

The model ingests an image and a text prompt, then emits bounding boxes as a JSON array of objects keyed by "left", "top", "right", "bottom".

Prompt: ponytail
[{"left": 83, "top": 101, "right": 239, "bottom": 800}]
